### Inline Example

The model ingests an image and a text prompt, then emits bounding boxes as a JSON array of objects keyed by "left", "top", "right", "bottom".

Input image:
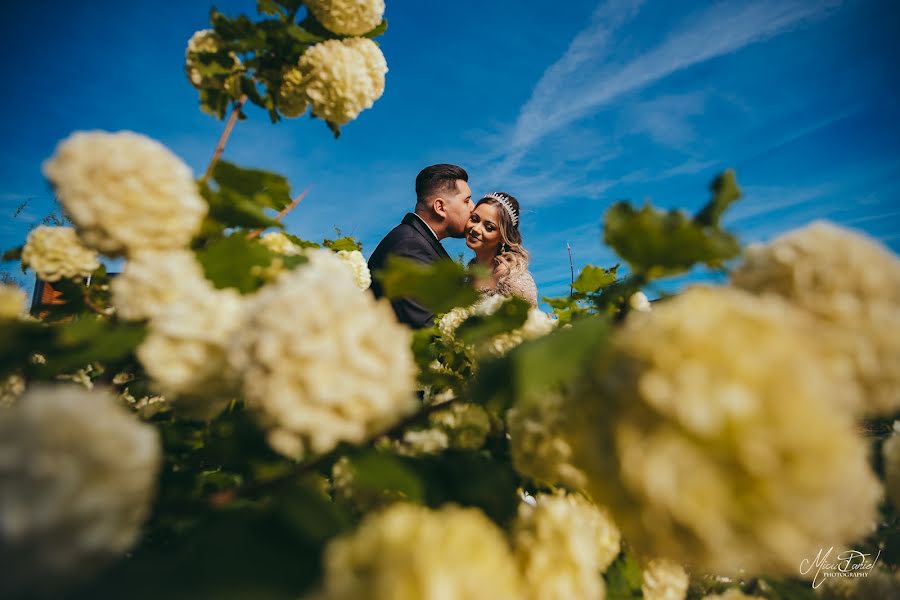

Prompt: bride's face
[{"left": 465, "top": 203, "right": 502, "bottom": 253}]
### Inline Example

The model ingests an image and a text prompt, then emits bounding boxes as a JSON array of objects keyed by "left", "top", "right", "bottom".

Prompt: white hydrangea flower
[
  {"left": 0, "top": 384, "right": 160, "bottom": 596},
  {"left": 440, "top": 295, "right": 557, "bottom": 357},
  {"left": 883, "top": 421, "right": 900, "bottom": 512},
  {"left": 228, "top": 251, "right": 416, "bottom": 458},
  {"left": 629, "top": 290, "right": 651, "bottom": 312},
  {"left": 701, "top": 590, "right": 764, "bottom": 600},
  {"left": 43, "top": 131, "right": 208, "bottom": 255},
  {"left": 278, "top": 66, "right": 309, "bottom": 118},
  {"left": 731, "top": 221, "right": 900, "bottom": 415},
  {"left": 337, "top": 250, "right": 371, "bottom": 289},
  {"left": 396, "top": 428, "right": 450, "bottom": 456},
  {"left": 184, "top": 29, "right": 240, "bottom": 90},
  {"left": 296, "top": 38, "right": 387, "bottom": 126},
  {"left": 561, "top": 286, "right": 882, "bottom": 576},
  {"left": 0, "top": 284, "right": 26, "bottom": 319},
  {"left": 507, "top": 391, "right": 588, "bottom": 490},
  {"left": 305, "top": 0, "right": 385, "bottom": 36},
  {"left": 137, "top": 285, "right": 243, "bottom": 419},
  {"left": 316, "top": 503, "right": 522, "bottom": 600},
  {"left": 0, "top": 374, "right": 25, "bottom": 408},
  {"left": 260, "top": 231, "right": 305, "bottom": 256},
  {"left": 21, "top": 226, "right": 99, "bottom": 282},
  {"left": 512, "top": 491, "right": 620, "bottom": 600},
  {"left": 111, "top": 250, "right": 210, "bottom": 321},
  {"left": 642, "top": 558, "right": 689, "bottom": 600}
]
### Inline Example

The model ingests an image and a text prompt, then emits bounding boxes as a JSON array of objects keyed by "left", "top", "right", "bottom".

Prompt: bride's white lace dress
[{"left": 478, "top": 269, "right": 538, "bottom": 307}]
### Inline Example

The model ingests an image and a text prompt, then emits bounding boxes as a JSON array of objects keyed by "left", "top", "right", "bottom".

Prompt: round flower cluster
[
  {"left": 296, "top": 38, "right": 387, "bottom": 126},
  {"left": 882, "top": 421, "right": 900, "bottom": 512},
  {"left": 641, "top": 558, "right": 689, "bottom": 600},
  {"left": 506, "top": 391, "right": 588, "bottom": 490},
  {"left": 260, "top": 231, "right": 305, "bottom": 256},
  {"left": 440, "top": 295, "right": 557, "bottom": 357},
  {"left": 111, "top": 250, "right": 210, "bottom": 321},
  {"left": 43, "top": 131, "right": 208, "bottom": 256},
  {"left": 305, "top": 0, "right": 385, "bottom": 36},
  {"left": 512, "top": 491, "right": 621, "bottom": 600},
  {"left": 21, "top": 226, "right": 99, "bottom": 282},
  {"left": 228, "top": 251, "right": 417, "bottom": 459},
  {"left": 184, "top": 29, "right": 240, "bottom": 90},
  {"left": 315, "top": 503, "right": 522, "bottom": 600},
  {"left": 562, "top": 286, "right": 881, "bottom": 575},
  {"left": 337, "top": 250, "right": 371, "bottom": 289},
  {"left": 0, "top": 284, "right": 26, "bottom": 319},
  {"left": 629, "top": 290, "right": 652, "bottom": 312},
  {"left": 0, "top": 385, "right": 160, "bottom": 596},
  {"left": 731, "top": 221, "right": 900, "bottom": 415},
  {"left": 137, "top": 284, "right": 243, "bottom": 419}
]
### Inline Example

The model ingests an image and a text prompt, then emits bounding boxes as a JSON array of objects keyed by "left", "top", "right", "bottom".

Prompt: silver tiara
[{"left": 484, "top": 192, "right": 519, "bottom": 227}]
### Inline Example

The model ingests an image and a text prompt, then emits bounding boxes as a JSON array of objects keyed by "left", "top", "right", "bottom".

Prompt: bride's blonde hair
[{"left": 474, "top": 192, "right": 529, "bottom": 279}]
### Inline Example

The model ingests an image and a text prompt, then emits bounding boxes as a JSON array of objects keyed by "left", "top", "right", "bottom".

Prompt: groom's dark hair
[{"left": 415, "top": 164, "right": 468, "bottom": 205}]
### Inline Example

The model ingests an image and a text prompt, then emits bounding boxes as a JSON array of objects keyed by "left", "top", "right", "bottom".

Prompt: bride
[{"left": 464, "top": 191, "right": 538, "bottom": 306}]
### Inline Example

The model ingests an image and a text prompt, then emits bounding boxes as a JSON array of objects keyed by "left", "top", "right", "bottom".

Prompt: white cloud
[{"left": 499, "top": 0, "right": 841, "bottom": 176}]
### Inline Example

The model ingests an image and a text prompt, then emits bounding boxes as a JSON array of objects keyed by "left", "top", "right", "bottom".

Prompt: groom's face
[{"left": 442, "top": 180, "right": 474, "bottom": 238}]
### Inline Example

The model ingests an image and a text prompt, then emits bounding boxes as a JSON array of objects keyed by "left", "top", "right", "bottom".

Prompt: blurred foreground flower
[
  {"left": 138, "top": 284, "right": 243, "bottom": 419},
  {"left": 732, "top": 221, "right": 900, "bottom": 415},
  {"left": 0, "top": 284, "right": 27, "bottom": 319},
  {"left": 314, "top": 503, "right": 522, "bottom": 600},
  {"left": 43, "top": 131, "right": 207, "bottom": 255},
  {"left": 440, "top": 295, "right": 557, "bottom": 357},
  {"left": 641, "top": 558, "right": 689, "bottom": 600},
  {"left": 111, "top": 250, "right": 210, "bottom": 321},
  {"left": 21, "top": 226, "right": 99, "bottom": 282},
  {"left": 561, "top": 286, "right": 881, "bottom": 575},
  {"left": 0, "top": 385, "right": 160, "bottom": 596},
  {"left": 228, "top": 251, "right": 416, "bottom": 458},
  {"left": 512, "top": 491, "right": 620, "bottom": 600},
  {"left": 305, "top": 0, "right": 385, "bottom": 36}
]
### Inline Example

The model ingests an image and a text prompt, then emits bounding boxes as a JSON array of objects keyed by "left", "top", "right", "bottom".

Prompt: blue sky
[{"left": 2, "top": 0, "right": 898, "bottom": 303}]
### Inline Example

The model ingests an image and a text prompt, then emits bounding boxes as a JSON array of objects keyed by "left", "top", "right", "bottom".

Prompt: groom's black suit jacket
[{"left": 368, "top": 213, "right": 450, "bottom": 329}]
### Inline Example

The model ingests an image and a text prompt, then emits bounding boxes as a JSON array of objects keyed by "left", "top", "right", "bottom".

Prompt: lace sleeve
[{"left": 497, "top": 270, "right": 538, "bottom": 307}]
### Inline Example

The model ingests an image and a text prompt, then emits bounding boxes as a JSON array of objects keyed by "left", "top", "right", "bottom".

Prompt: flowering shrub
[{"left": 1, "top": 3, "right": 897, "bottom": 599}]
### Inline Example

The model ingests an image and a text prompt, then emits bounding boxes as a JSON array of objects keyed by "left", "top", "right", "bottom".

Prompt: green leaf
[
  {"left": 361, "top": 19, "right": 388, "bottom": 39},
  {"left": 455, "top": 297, "right": 531, "bottom": 347},
  {"left": 213, "top": 161, "right": 293, "bottom": 212},
  {"left": 2, "top": 245, "right": 22, "bottom": 261},
  {"left": 198, "top": 87, "right": 229, "bottom": 120},
  {"left": 206, "top": 189, "right": 283, "bottom": 229},
  {"left": 377, "top": 256, "right": 480, "bottom": 314},
  {"left": 256, "top": 0, "right": 283, "bottom": 16},
  {"left": 286, "top": 24, "right": 326, "bottom": 44},
  {"left": 49, "top": 318, "right": 146, "bottom": 374},
  {"left": 196, "top": 235, "right": 275, "bottom": 293},
  {"left": 694, "top": 169, "right": 742, "bottom": 227},
  {"left": 604, "top": 551, "right": 643, "bottom": 600},
  {"left": 604, "top": 201, "right": 740, "bottom": 278},
  {"left": 416, "top": 450, "right": 520, "bottom": 526},
  {"left": 341, "top": 450, "right": 425, "bottom": 504},
  {"left": 572, "top": 264, "right": 618, "bottom": 293},
  {"left": 284, "top": 233, "right": 320, "bottom": 249},
  {"left": 323, "top": 236, "right": 362, "bottom": 252}
]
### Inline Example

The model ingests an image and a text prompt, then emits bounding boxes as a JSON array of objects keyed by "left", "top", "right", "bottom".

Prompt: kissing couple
[{"left": 369, "top": 163, "right": 538, "bottom": 329}]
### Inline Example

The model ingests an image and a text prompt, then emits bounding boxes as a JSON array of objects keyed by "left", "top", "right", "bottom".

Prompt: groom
[{"left": 369, "top": 164, "right": 474, "bottom": 329}]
